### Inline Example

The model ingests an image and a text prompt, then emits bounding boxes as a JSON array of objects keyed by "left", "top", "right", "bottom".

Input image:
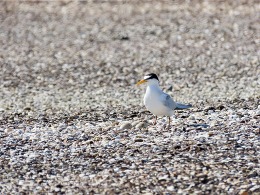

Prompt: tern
[{"left": 137, "top": 73, "right": 192, "bottom": 129}]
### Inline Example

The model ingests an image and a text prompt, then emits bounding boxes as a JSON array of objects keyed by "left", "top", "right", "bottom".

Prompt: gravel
[{"left": 0, "top": 1, "right": 259, "bottom": 194}]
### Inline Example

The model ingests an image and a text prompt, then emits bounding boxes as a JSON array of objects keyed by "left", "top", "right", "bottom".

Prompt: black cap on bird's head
[
  {"left": 136, "top": 73, "right": 159, "bottom": 85},
  {"left": 144, "top": 73, "right": 159, "bottom": 81}
]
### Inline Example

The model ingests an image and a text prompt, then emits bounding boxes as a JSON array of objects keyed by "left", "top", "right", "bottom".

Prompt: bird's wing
[
  {"left": 175, "top": 102, "right": 192, "bottom": 110},
  {"left": 160, "top": 93, "right": 176, "bottom": 110}
]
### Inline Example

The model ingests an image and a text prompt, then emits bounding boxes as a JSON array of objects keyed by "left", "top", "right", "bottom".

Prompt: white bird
[{"left": 137, "top": 73, "right": 192, "bottom": 129}]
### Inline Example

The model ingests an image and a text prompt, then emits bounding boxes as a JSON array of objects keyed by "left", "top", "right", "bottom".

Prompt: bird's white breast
[{"left": 144, "top": 86, "right": 174, "bottom": 116}]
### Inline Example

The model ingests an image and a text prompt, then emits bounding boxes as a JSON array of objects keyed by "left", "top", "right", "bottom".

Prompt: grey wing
[
  {"left": 161, "top": 93, "right": 176, "bottom": 110},
  {"left": 175, "top": 102, "right": 192, "bottom": 110}
]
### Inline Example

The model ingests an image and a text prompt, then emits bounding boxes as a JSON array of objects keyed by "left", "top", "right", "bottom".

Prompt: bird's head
[{"left": 136, "top": 73, "right": 159, "bottom": 86}]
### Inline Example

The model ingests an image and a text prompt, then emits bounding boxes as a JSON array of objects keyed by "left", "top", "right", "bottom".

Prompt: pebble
[
  {"left": 167, "top": 186, "right": 175, "bottom": 191},
  {"left": 120, "top": 122, "right": 132, "bottom": 130},
  {"left": 208, "top": 110, "right": 215, "bottom": 114},
  {"left": 136, "top": 122, "right": 147, "bottom": 129},
  {"left": 131, "top": 121, "right": 140, "bottom": 127}
]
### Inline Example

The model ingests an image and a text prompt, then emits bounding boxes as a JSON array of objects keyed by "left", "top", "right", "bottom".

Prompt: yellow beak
[{"left": 136, "top": 79, "right": 147, "bottom": 85}]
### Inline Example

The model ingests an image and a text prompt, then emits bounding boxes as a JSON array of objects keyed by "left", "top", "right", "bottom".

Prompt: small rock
[
  {"left": 24, "top": 107, "right": 31, "bottom": 111},
  {"left": 136, "top": 122, "right": 147, "bottom": 129},
  {"left": 189, "top": 116, "right": 195, "bottom": 120},
  {"left": 208, "top": 110, "right": 214, "bottom": 114},
  {"left": 131, "top": 121, "right": 140, "bottom": 127},
  {"left": 210, "top": 121, "right": 218, "bottom": 127},
  {"left": 166, "top": 85, "right": 173, "bottom": 91},
  {"left": 4, "top": 128, "right": 12, "bottom": 133},
  {"left": 158, "top": 175, "right": 168, "bottom": 181},
  {"left": 167, "top": 186, "right": 174, "bottom": 191},
  {"left": 216, "top": 105, "right": 225, "bottom": 110},
  {"left": 250, "top": 185, "right": 260, "bottom": 192},
  {"left": 134, "top": 135, "right": 144, "bottom": 142},
  {"left": 27, "top": 111, "right": 34, "bottom": 117},
  {"left": 111, "top": 121, "right": 119, "bottom": 126},
  {"left": 120, "top": 122, "right": 132, "bottom": 130},
  {"left": 204, "top": 106, "right": 215, "bottom": 111},
  {"left": 134, "top": 138, "right": 144, "bottom": 142}
]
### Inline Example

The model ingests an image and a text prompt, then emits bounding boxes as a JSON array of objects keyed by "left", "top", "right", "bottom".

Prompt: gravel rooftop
[{"left": 0, "top": 1, "right": 259, "bottom": 194}]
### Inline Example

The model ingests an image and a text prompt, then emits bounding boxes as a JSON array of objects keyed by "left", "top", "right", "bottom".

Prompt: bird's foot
[{"left": 153, "top": 116, "right": 157, "bottom": 125}]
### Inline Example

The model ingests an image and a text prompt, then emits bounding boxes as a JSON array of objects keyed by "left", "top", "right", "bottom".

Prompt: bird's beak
[{"left": 136, "top": 79, "right": 147, "bottom": 86}]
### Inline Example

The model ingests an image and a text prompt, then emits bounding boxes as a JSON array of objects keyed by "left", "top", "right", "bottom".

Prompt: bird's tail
[{"left": 175, "top": 102, "right": 192, "bottom": 110}]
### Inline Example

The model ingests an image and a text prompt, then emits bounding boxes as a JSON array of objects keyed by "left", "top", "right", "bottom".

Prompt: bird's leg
[
  {"left": 168, "top": 116, "right": 171, "bottom": 130},
  {"left": 153, "top": 116, "right": 157, "bottom": 125}
]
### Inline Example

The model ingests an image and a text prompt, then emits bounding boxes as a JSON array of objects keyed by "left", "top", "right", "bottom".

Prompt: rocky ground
[{"left": 0, "top": 1, "right": 259, "bottom": 194}]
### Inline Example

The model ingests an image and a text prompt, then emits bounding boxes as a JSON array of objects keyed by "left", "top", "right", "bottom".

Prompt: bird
[{"left": 136, "top": 73, "right": 192, "bottom": 129}]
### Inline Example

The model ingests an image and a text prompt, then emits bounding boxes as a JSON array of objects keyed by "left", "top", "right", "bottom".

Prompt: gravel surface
[{"left": 0, "top": 1, "right": 259, "bottom": 194}]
